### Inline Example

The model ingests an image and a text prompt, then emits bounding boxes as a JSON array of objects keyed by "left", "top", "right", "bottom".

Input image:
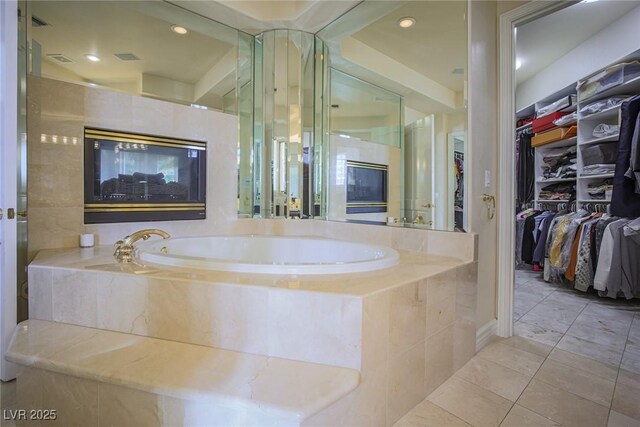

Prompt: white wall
[
  {"left": 468, "top": 0, "right": 498, "bottom": 330},
  {"left": 517, "top": 5, "right": 640, "bottom": 110}
]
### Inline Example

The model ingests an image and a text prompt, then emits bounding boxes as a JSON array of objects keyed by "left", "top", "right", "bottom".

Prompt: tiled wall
[
  {"left": 27, "top": 76, "right": 238, "bottom": 259},
  {"left": 303, "top": 262, "right": 478, "bottom": 426}
]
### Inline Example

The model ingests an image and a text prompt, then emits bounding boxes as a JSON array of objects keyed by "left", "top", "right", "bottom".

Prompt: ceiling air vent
[
  {"left": 452, "top": 67, "right": 465, "bottom": 75},
  {"left": 114, "top": 53, "right": 140, "bottom": 61},
  {"left": 31, "top": 16, "right": 49, "bottom": 28},
  {"left": 47, "top": 54, "right": 73, "bottom": 63}
]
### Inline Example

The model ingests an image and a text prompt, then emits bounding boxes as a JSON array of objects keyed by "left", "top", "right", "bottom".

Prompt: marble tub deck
[{"left": 11, "top": 243, "right": 478, "bottom": 426}]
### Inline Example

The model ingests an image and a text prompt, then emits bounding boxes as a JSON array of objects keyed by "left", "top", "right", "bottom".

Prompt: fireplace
[
  {"left": 84, "top": 128, "right": 206, "bottom": 224},
  {"left": 346, "top": 160, "right": 388, "bottom": 214}
]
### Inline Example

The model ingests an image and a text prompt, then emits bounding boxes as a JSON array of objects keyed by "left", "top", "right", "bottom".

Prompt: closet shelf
[
  {"left": 516, "top": 123, "right": 532, "bottom": 133},
  {"left": 579, "top": 135, "right": 619, "bottom": 146},
  {"left": 536, "top": 177, "right": 576, "bottom": 183},
  {"left": 536, "top": 199, "right": 571, "bottom": 203},
  {"left": 578, "top": 199, "right": 611, "bottom": 203},
  {"left": 535, "top": 136, "right": 577, "bottom": 149},
  {"left": 580, "top": 75, "right": 640, "bottom": 104},
  {"left": 579, "top": 105, "right": 620, "bottom": 121},
  {"left": 579, "top": 173, "right": 615, "bottom": 179}
]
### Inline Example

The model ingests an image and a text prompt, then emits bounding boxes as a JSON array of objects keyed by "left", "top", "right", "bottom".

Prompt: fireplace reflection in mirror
[
  {"left": 346, "top": 160, "right": 388, "bottom": 214},
  {"left": 84, "top": 128, "right": 206, "bottom": 223}
]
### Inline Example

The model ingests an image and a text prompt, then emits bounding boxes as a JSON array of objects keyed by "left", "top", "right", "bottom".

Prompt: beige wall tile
[
  {"left": 361, "top": 290, "right": 390, "bottom": 374},
  {"left": 28, "top": 267, "right": 52, "bottom": 321},
  {"left": 52, "top": 269, "right": 97, "bottom": 328},
  {"left": 162, "top": 396, "right": 297, "bottom": 427},
  {"left": 425, "top": 272, "right": 456, "bottom": 338},
  {"left": 15, "top": 368, "right": 44, "bottom": 427},
  {"left": 267, "top": 289, "right": 362, "bottom": 369},
  {"left": 425, "top": 325, "right": 454, "bottom": 396},
  {"left": 453, "top": 319, "right": 477, "bottom": 370},
  {"left": 518, "top": 379, "right": 609, "bottom": 427},
  {"left": 455, "top": 262, "right": 477, "bottom": 323},
  {"left": 388, "top": 342, "right": 427, "bottom": 425},
  {"left": 303, "top": 363, "right": 387, "bottom": 427},
  {"left": 42, "top": 371, "right": 98, "bottom": 427},
  {"left": 97, "top": 383, "right": 162, "bottom": 427},
  {"left": 389, "top": 281, "right": 426, "bottom": 355}
]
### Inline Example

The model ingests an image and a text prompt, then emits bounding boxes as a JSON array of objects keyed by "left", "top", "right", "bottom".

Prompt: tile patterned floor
[{"left": 395, "top": 269, "right": 640, "bottom": 427}]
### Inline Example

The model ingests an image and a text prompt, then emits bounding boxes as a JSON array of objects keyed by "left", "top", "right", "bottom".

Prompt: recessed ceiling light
[
  {"left": 171, "top": 25, "right": 188, "bottom": 35},
  {"left": 398, "top": 17, "right": 416, "bottom": 28},
  {"left": 85, "top": 54, "right": 100, "bottom": 62}
]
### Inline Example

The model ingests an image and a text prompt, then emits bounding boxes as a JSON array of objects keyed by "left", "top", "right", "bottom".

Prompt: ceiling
[{"left": 516, "top": 0, "right": 640, "bottom": 85}]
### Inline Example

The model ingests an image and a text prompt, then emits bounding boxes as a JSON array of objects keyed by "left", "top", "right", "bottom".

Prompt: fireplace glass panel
[
  {"left": 84, "top": 128, "right": 206, "bottom": 223},
  {"left": 346, "top": 161, "right": 388, "bottom": 214}
]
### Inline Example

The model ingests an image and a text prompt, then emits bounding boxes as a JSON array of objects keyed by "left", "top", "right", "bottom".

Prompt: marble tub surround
[
  {"left": 24, "top": 242, "right": 478, "bottom": 426},
  {"left": 7, "top": 320, "right": 361, "bottom": 426}
]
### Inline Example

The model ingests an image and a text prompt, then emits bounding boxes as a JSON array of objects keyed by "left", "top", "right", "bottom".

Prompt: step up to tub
[{"left": 7, "top": 320, "right": 360, "bottom": 426}]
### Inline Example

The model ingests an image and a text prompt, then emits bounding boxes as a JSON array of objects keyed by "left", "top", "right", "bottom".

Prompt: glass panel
[
  {"left": 251, "top": 30, "right": 319, "bottom": 218},
  {"left": 91, "top": 142, "right": 202, "bottom": 202},
  {"left": 329, "top": 69, "right": 402, "bottom": 148},
  {"left": 237, "top": 31, "right": 253, "bottom": 217},
  {"left": 17, "top": 0, "right": 28, "bottom": 321}
]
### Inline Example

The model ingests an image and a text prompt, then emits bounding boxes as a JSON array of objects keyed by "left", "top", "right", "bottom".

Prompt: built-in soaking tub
[{"left": 135, "top": 235, "right": 400, "bottom": 275}]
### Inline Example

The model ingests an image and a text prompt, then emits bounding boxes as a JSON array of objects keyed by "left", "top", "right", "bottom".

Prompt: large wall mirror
[
  {"left": 318, "top": 0, "right": 468, "bottom": 231},
  {"left": 26, "top": 1, "right": 246, "bottom": 112}
]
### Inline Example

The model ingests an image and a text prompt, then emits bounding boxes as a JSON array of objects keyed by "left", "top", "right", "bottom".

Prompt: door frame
[
  {"left": 0, "top": 0, "right": 19, "bottom": 381},
  {"left": 496, "top": 1, "right": 576, "bottom": 337}
]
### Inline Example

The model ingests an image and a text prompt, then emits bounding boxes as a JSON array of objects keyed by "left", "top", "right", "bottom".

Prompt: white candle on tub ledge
[{"left": 80, "top": 233, "right": 94, "bottom": 248}]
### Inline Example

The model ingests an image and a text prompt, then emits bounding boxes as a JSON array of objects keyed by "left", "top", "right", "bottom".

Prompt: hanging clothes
[
  {"left": 611, "top": 95, "right": 640, "bottom": 217},
  {"left": 625, "top": 113, "right": 640, "bottom": 193},
  {"left": 600, "top": 218, "right": 640, "bottom": 299},
  {"left": 516, "top": 130, "right": 535, "bottom": 208}
]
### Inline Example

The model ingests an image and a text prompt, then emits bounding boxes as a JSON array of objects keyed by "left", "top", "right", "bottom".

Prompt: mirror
[
  {"left": 27, "top": 0, "right": 244, "bottom": 112},
  {"left": 317, "top": 0, "right": 468, "bottom": 231}
]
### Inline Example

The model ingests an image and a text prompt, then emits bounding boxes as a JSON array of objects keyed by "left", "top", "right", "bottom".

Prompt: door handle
[
  {"left": 0, "top": 208, "right": 2, "bottom": 220},
  {"left": 5, "top": 208, "right": 26, "bottom": 219},
  {"left": 422, "top": 203, "right": 434, "bottom": 208}
]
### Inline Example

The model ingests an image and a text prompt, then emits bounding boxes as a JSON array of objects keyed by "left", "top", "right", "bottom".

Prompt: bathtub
[{"left": 135, "top": 235, "right": 400, "bottom": 275}]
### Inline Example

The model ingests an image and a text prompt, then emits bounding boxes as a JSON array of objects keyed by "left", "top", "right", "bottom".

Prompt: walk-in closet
[{"left": 512, "top": 1, "right": 640, "bottom": 350}]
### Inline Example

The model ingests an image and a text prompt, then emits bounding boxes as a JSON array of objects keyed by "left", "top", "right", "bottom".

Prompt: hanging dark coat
[{"left": 611, "top": 95, "right": 640, "bottom": 218}]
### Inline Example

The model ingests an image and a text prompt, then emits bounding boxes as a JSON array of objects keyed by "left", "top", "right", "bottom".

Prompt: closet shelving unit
[
  {"left": 575, "top": 70, "right": 640, "bottom": 207},
  {"left": 529, "top": 85, "right": 578, "bottom": 209},
  {"left": 522, "top": 57, "right": 640, "bottom": 210}
]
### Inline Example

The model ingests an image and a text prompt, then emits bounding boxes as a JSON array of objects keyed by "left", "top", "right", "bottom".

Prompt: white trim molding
[
  {"left": 496, "top": 1, "right": 575, "bottom": 338},
  {"left": 476, "top": 319, "right": 497, "bottom": 351}
]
